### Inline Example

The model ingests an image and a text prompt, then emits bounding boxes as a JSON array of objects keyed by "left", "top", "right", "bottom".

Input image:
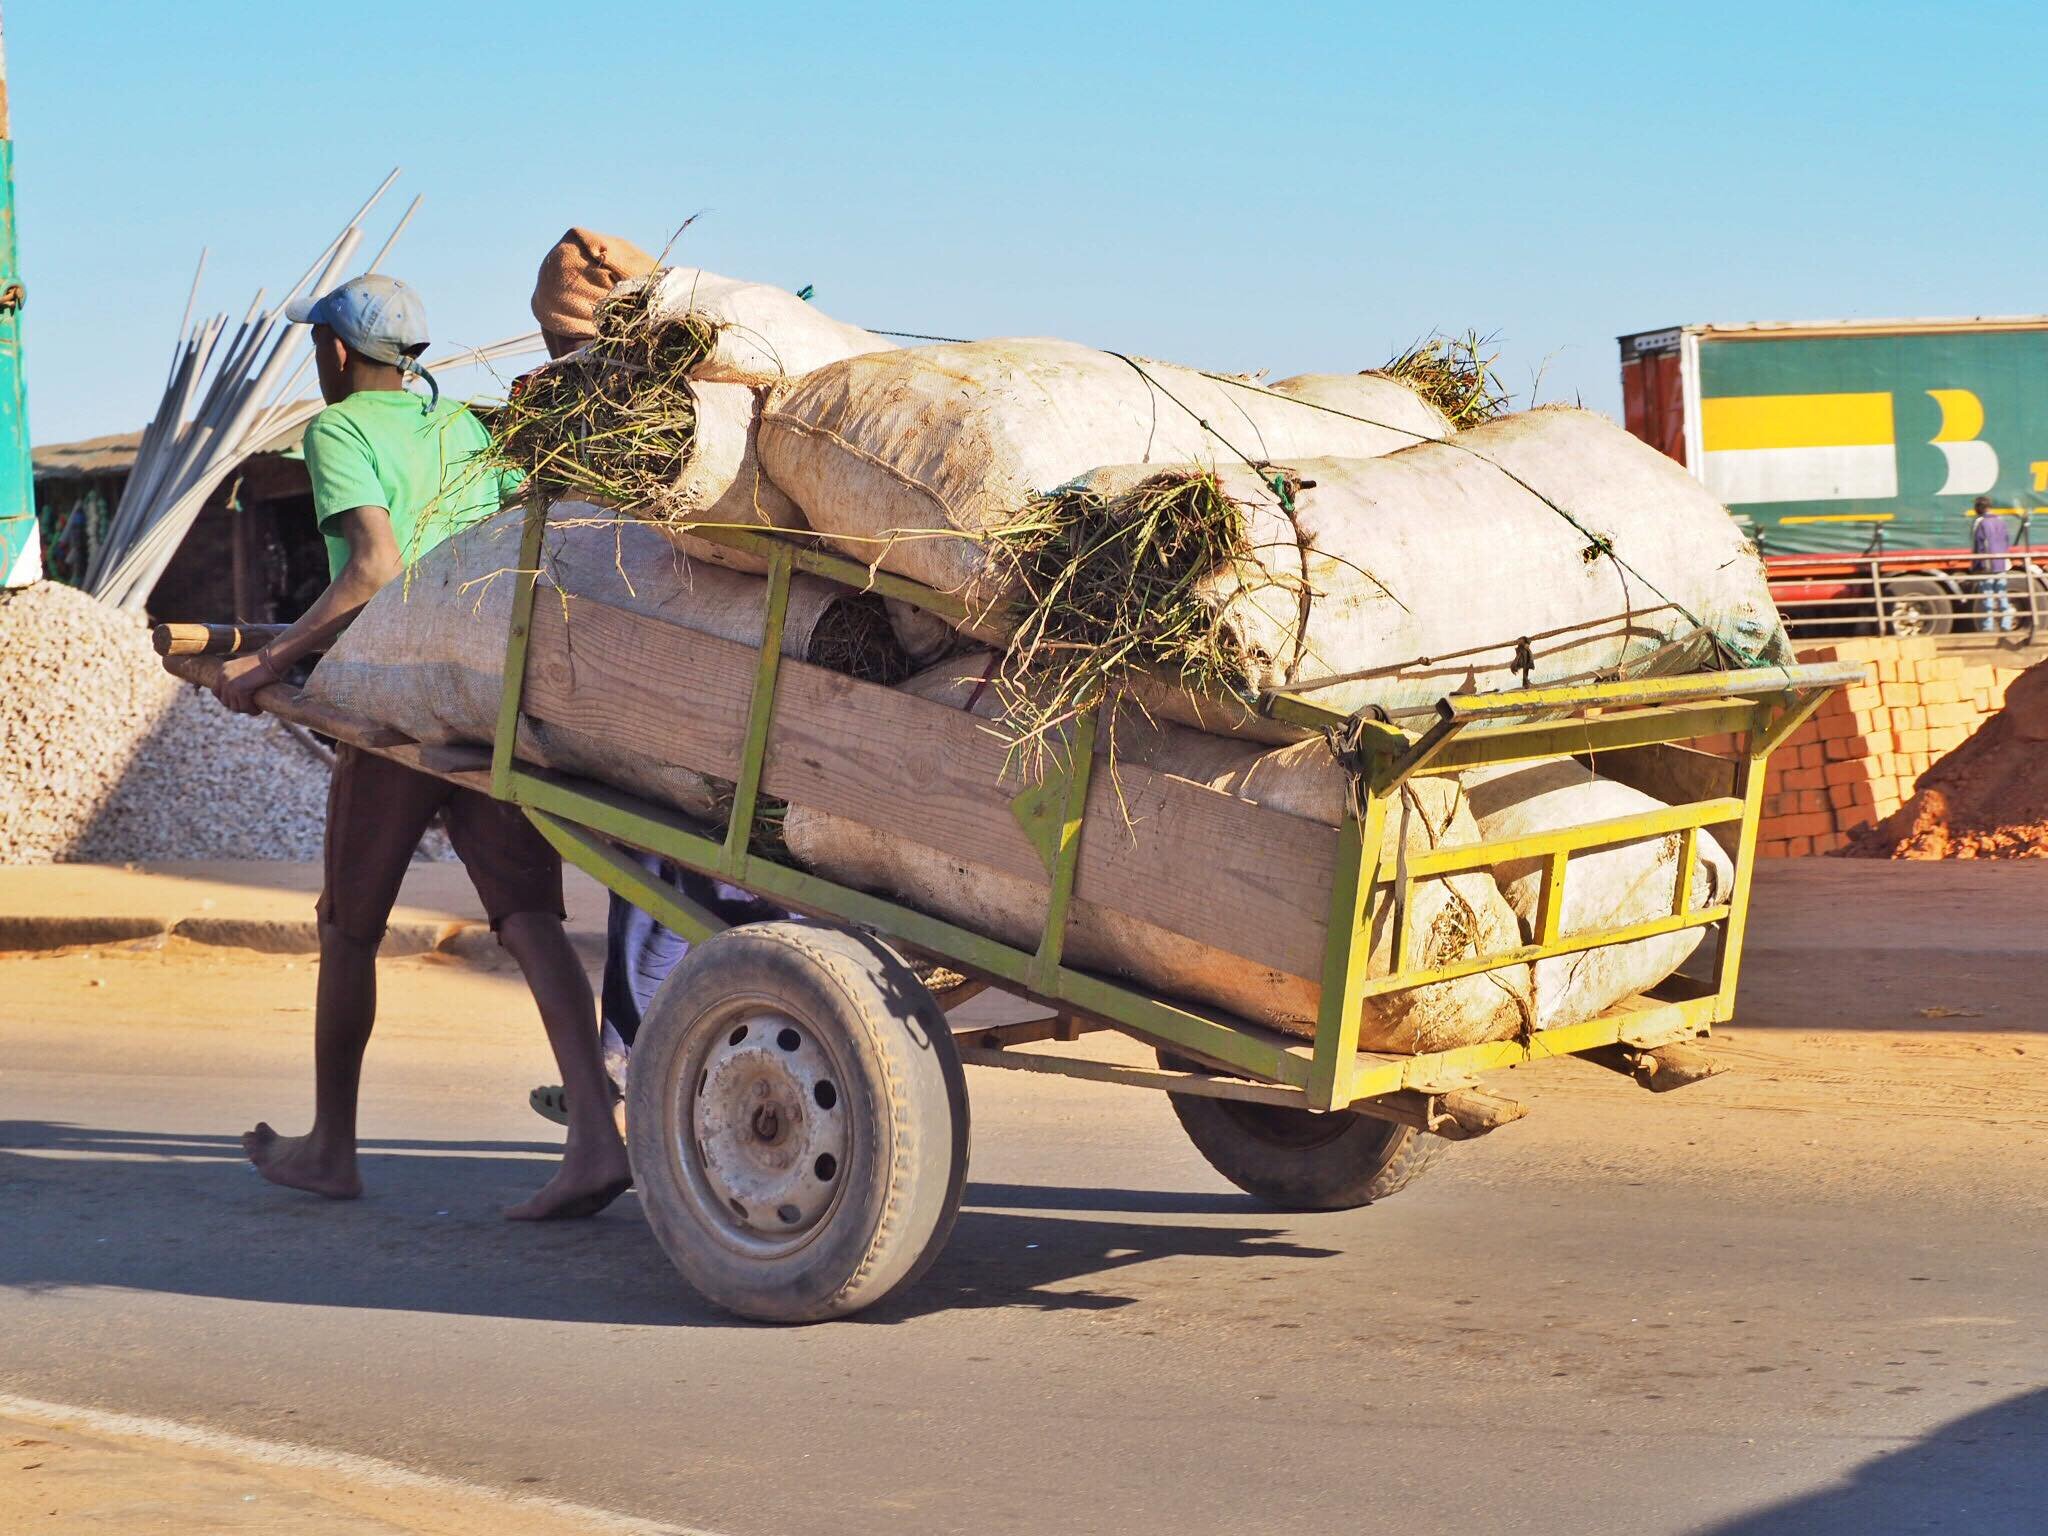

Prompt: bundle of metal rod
[
  {"left": 82, "top": 173, "right": 544, "bottom": 615},
  {"left": 86, "top": 170, "right": 405, "bottom": 609}
]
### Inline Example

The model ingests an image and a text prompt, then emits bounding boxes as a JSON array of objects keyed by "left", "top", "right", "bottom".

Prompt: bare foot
[
  {"left": 504, "top": 1139, "right": 631, "bottom": 1221},
  {"left": 242, "top": 1122, "right": 363, "bottom": 1201}
]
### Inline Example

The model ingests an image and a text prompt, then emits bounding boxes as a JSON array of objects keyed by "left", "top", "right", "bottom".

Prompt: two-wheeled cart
[{"left": 160, "top": 503, "right": 1860, "bottom": 1322}]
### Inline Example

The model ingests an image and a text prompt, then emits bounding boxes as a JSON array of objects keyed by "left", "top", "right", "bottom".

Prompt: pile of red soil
[{"left": 1847, "top": 659, "right": 2048, "bottom": 859}]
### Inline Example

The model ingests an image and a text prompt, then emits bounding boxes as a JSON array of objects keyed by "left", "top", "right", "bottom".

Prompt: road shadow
[
  {"left": 895, "top": 1199, "right": 1337, "bottom": 1318},
  {"left": 964, "top": 1180, "right": 1252, "bottom": 1217},
  {"left": 0, "top": 1122, "right": 1340, "bottom": 1327},
  {"left": 1694, "top": 1388, "right": 2048, "bottom": 1533}
]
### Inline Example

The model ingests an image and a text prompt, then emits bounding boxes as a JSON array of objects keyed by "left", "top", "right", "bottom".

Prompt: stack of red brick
[{"left": 1690, "top": 638, "right": 2025, "bottom": 857}]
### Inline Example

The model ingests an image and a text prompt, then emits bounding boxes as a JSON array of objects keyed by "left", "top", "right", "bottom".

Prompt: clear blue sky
[{"left": 11, "top": 0, "right": 2044, "bottom": 444}]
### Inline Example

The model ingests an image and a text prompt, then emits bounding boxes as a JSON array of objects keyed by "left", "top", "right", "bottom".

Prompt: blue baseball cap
[{"left": 286, "top": 274, "right": 430, "bottom": 365}]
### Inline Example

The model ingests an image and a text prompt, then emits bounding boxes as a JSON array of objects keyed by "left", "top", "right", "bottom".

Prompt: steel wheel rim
[
  {"left": 1891, "top": 601, "right": 1933, "bottom": 636},
  {"left": 669, "top": 997, "right": 853, "bottom": 1261}
]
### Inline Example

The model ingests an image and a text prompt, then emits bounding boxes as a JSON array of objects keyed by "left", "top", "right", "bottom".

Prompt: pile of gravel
[{"left": 0, "top": 581, "right": 333, "bottom": 862}]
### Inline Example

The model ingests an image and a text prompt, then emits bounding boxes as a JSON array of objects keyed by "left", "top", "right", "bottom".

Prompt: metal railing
[{"left": 1767, "top": 550, "right": 2045, "bottom": 642}]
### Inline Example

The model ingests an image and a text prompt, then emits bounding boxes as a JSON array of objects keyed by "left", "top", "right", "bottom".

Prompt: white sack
[
  {"left": 663, "top": 379, "right": 806, "bottom": 574},
  {"left": 1266, "top": 372, "right": 1443, "bottom": 423},
  {"left": 306, "top": 504, "right": 880, "bottom": 822},
  {"left": 1066, "top": 407, "right": 1788, "bottom": 721},
  {"left": 1460, "top": 758, "right": 1734, "bottom": 1030},
  {"left": 782, "top": 653, "right": 1533, "bottom": 1053},
  {"left": 758, "top": 338, "right": 1450, "bottom": 599},
  {"left": 635, "top": 266, "right": 895, "bottom": 384}
]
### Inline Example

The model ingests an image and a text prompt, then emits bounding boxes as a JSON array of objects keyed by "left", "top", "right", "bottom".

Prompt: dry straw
[
  {"left": 489, "top": 282, "right": 718, "bottom": 513},
  {"left": 1371, "top": 330, "right": 1509, "bottom": 431},
  {"left": 987, "top": 469, "right": 1297, "bottom": 768}
]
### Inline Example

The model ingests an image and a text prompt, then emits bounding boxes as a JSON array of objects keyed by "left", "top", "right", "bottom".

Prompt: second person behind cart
[{"left": 523, "top": 227, "right": 795, "bottom": 1128}]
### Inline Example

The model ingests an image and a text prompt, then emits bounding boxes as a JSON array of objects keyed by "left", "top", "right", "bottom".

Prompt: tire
[
  {"left": 1159, "top": 1052, "right": 1443, "bottom": 1211},
  {"left": 627, "top": 922, "right": 969, "bottom": 1322},
  {"left": 2011, "top": 568, "right": 2048, "bottom": 636},
  {"left": 1880, "top": 575, "right": 1955, "bottom": 638}
]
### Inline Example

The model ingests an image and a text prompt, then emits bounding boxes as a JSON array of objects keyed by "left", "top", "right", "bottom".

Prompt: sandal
[{"left": 528, "top": 1084, "right": 629, "bottom": 1140}]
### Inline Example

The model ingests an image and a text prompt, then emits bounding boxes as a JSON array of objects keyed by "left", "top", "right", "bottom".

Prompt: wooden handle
[
  {"left": 152, "top": 621, "right": 290, "bottom": 657},
  {"left": 161, "top": 652, "right": 412, "bottom": 750}
]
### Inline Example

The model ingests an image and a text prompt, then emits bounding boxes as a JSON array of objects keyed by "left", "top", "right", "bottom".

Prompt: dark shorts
[{"left": 317, "top": 745, "right": 566, "bottom": 944}]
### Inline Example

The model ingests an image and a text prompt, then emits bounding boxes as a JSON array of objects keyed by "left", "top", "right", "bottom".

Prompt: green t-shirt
[{"left": 303, "top": 389, "right": 521, "bottom": 579}]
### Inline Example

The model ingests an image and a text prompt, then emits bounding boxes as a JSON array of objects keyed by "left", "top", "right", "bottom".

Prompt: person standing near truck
[
  {"left": 214, "top": 273, "right": 631, "bottom": 1220},
  {"left": 1970, "top": 495, "right": 2017, "bottom": 633}
]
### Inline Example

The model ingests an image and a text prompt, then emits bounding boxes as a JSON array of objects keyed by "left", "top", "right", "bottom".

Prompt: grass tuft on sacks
[
  {"left": 1371, "top": 331, "right": 1509, "bottom": 432},
  {"left": 988, "top": 468, "right": 1299, "bottom": 767},
  {"left": 489, "top": 282, "right": 719, "bottom": 512}
]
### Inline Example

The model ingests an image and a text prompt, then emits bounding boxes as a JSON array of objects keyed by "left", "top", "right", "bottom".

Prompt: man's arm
[{"left": 215, "top": 506, "right": 401, "bottom": 715}]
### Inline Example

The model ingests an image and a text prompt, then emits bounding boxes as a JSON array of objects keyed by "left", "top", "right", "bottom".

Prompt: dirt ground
[
  {"left": 6, "top": 919, "right": 2044, "bottom": 1218},
  {"left": 0, "top": 1403, "right": 675, "bottom": 1536},
  {"left": 4, "top": 859, "right": 2047, "bottom": 1533},
  {"left": 6, "top": 880, "right": 2047, "bottom": 1205}
]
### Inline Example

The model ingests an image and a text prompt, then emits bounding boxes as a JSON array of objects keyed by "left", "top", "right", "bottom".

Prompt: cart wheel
[
  {"left": 1157, "top": 1052, "right": 1443, "bottom": 1211},
  {"left": 628, "top": 922, "right": 969, "bottom": 1322}
]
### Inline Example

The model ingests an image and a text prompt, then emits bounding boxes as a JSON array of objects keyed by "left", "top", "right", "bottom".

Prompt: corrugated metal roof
[
  {"left": 32, "top": 411, "right": 315, "bottom": 480},
  {"left": 31, "top": 431, "right": 144, "bottom": 478}
]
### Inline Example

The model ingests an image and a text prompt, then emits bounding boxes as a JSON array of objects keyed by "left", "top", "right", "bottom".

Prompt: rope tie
[{"left": 1323, "top": 705, "right": 1392, "bottom": 825}]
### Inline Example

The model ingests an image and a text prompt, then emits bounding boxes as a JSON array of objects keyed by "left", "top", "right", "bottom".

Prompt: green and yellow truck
[{"left": 1619, "top": 317, "right": 2048, "bottom": 636}]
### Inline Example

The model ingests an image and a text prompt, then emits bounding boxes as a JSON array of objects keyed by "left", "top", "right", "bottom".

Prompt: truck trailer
[{"left": 1619, "top": 317, "right": 2048, "bottom": 637}]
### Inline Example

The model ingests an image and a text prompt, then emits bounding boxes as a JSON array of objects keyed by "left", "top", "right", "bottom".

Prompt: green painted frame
[{"left": 489, "top": 505, "right": 1863, "bottom": 1116}]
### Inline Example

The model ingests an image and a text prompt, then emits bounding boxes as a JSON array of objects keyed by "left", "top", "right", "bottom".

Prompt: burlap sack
[
  {"left": 758, "top": 338, "right": 1449, "bottom": 601},
  {"left": 1062, "top": 408, "right": 1789, "bottom": 725},
  {"left": 659, "top": 379, "right": 807, "bottom": 574},
  {"left": 1461, "top": 758, "right": 1734, "bottom": 1029},
  {"left": 634, "top": 266, "right": 895, "bottom": 385},
  {"left": 307, "top": 503, "right": 896, "bottom": 822}
]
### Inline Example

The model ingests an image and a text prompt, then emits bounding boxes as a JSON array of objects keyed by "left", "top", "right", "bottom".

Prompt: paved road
[{"left": 4, "top": 867, "right": 2047, "bottom": 1534}]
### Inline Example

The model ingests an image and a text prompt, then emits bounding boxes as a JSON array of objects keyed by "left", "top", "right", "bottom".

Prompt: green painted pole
[{"left": 0, "top": 6, "right": 36, "bottom": 588}]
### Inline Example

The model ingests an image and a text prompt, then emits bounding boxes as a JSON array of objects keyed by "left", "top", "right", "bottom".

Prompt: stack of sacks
[
  {"left": 750, "top": 348, "right": 1785, "bottom": 1038},
  {"left": 758, "top": 344, "right": 1784, "bottom": 708},
  {"left": 470, "top": 276, "right": 1789, "bottom": 1042}
]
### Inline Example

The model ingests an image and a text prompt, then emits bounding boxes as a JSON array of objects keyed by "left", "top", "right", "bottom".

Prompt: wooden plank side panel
[
  {"left": 1075, "top": 758, "right": 1334, "bottom": 977},
  {"left": 521, "top": 592, "right": 1337, "bottom": 978},
  {"left": 524, "top": 593, "right": 751, "bottom": 779},
  {"left": 763, "top": 658, "right": 1057, "bottom": 890}
]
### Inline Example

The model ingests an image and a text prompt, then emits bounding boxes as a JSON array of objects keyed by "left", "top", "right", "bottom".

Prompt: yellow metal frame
[{"left": 488, "top": 503, "right": 1862, "bottom": 1120}]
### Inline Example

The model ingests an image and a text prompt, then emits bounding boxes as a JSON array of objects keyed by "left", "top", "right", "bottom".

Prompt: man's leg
[
  {"left": 242, "top": 925, "right": 381, "bottom": 1199},
  {"left": 498, "top": 911, "right": 632, "bottom": 1220},
  {"left": 444, "top": 791, "right": 629, "bottom": 1220},
  {"left": 244, "top": 748, "right": 439, "bottom": 1199}
]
